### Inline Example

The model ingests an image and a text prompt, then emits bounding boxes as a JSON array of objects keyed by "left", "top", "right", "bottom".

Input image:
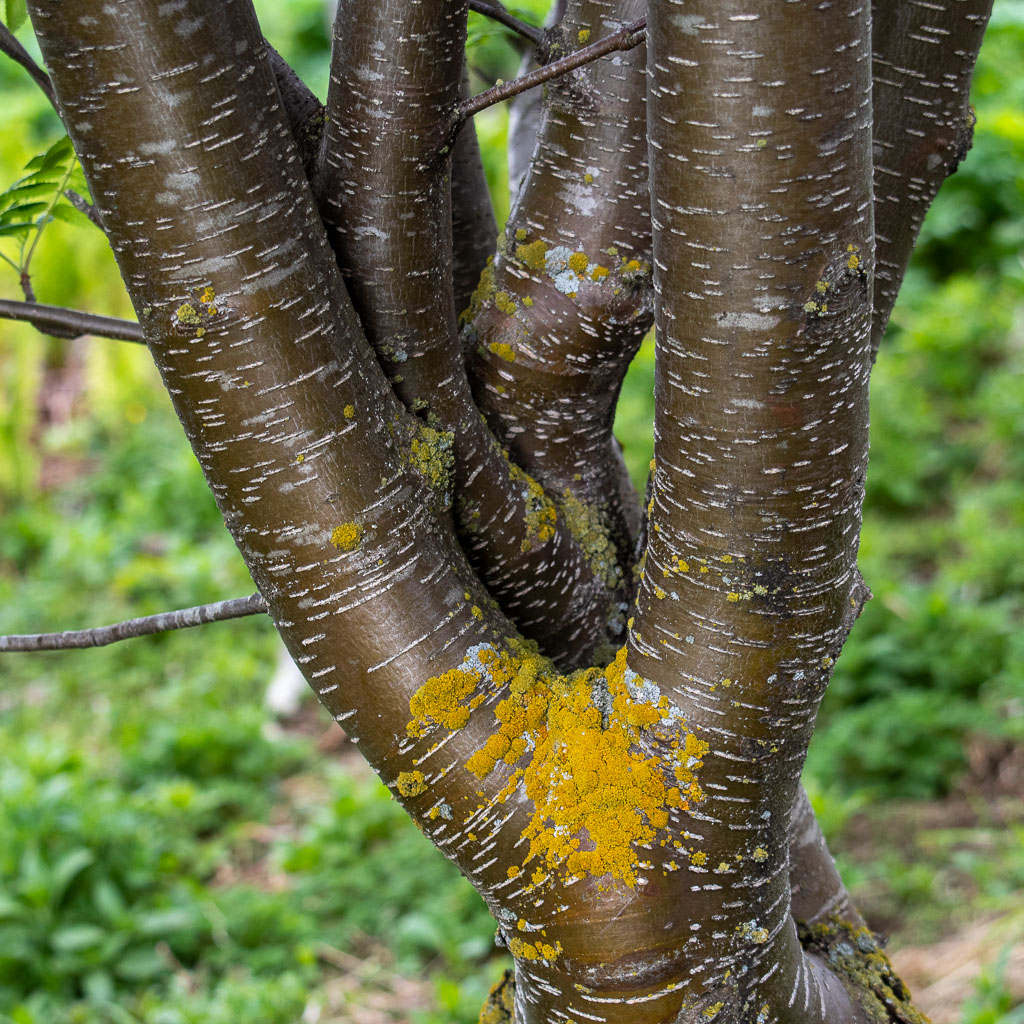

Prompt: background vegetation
[{"left": 0, "top": 2, "right": 1021, "bottom": 1021}]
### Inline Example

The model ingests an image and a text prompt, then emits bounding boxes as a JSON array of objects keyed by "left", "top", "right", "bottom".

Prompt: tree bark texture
[{"left": 24, "top": 0, "right": 991, "bottom": 1021}]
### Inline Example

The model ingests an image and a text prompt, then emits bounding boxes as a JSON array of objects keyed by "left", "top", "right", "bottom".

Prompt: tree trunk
[{"left": 23, "top": 0, "right": 992, "bottom": 1020}]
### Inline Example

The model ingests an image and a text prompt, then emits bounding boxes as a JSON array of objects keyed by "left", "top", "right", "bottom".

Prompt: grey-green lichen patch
[
  {"left": 798, "top": 916, "right": 929, "bottom": 1024},
  {"left": 558, "top": 489, "right": 623, "bottom": 591},
  {"left": 508, "top": 462, "right": 557, "bottom": 552},
  {"left": 172, "top": 285, "right": 221, "bottom": 333},
  {"left": 407, "top": 425, "right": 455, "bottom": 507}
]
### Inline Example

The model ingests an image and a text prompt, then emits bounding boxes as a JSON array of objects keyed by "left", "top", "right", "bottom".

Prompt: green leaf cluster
[{"left": 0, "top": 136, "right": 93, "bottom": 279}]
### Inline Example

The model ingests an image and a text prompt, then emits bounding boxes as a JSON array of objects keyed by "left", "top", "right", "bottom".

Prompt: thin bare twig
[
  {"left": 0, "top": 22, "right": 59, "bottom": 114},
  {"left": 468, "top": 0, "right": 545, "bottom": 48},
  {"left": 64, "top": 188, "right": 104, "bottom": 228},
  {"left": 459, "top": 17, "right": 645, "bottom": 121},
  {"left": 0, "top": 593, "right": 269, "bottom": 652},
  {"left": 0, "top": 298, "right": 144, "bottom": 341}
]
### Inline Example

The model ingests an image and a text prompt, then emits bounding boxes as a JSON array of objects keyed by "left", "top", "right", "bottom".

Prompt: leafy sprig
[{"left": 0, "top": 135, "right": 93, "bottom": 300}]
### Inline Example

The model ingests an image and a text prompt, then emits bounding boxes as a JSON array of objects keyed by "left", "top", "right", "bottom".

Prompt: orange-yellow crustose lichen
[
  {"left": 330, "top": 522, "right": 363, "bottom": 551},
  {"left": 407, "top": 652, "right": 490, "bottom": 738},
  {"left": 396, "top": 770, "right": 427, "bottom": 797},
  {"left": 406, "top": 642, "right": 708, "bottom": 888},
  {"left": 508, "top": 936, "right": 563, "bottom": 962}
]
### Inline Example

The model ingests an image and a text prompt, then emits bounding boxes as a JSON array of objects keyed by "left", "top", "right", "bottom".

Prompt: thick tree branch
[
  {"left": 468, "top": 0, "right": 545, "bottom": 48},
  {"left": 0, "top": 594, "right": 267, "bottom": 652},
  {"left": 464, "top": 0, "right": 652, "bottom": 619},
  {"left": 28, "top": 0, "right": 524, "bottom": 864},
  {"left": 317, "top": 0, "right": 615, "bottom": 667},
  {"left": 451, "top": 64, "right": 498, "bottom": 320},
  {"left": 265, "top": 41, "right": 324, "bottom": 179},
  {"left": 458, "top": 16, "right": 645, "bottom": 121},
  {"left": 0, "top": 20, "right": 58, "bottom": 112},
  {"left": 568, "top": 0, "right": 876, "bottom": 1019},
  {"left": 0, "top": 298, "right": 142, "bottom": 341},
  {"left": 870, "top": 0, "right": 993, "bottom": 356}
]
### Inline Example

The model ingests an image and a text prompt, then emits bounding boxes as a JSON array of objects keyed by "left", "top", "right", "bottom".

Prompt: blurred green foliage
[{"left": 0, "top": 2, "right": 1022, "bottom": 1022}]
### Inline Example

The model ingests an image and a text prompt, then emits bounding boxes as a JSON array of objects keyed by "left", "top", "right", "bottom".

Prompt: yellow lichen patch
[
  {"left": 522, "top": 296, "right": 533, "bottom": 307},
  {"left": 462, "top": 645, "right": 707, "bottom": 887},
  {"left": 330, "top": 522, "right": 363, "bottom": 552},
  {"left": 174, "top": 303, "right": 201, "bottom": 327},
  {"left": 514, "top": 239, "right": 548, "bottom": 272},
  {"left": 461, "top": 261, "right": 495, "bottom": 323},
  {"left": 590, "top": 265, "right": 609, "bottom": 281},
  {"left": 508, "top": 936, "right": 562, "bottom": 962},
  {"left": 558, "top": 489, "right": 621, "bottom": 591},
  {"left": 343, "top": 403, "right": 355, "bottom": 419},
  {"left": 509, "top": 464, "right": 557, "bottom": 549},
  {"left": 577, "top": 28, "right": 590, "bottom": 43},
  {"left": 752, "top": 846, "right": 768, "bottom": 862},
  {"left": 494, "top": 290, "right": 516, "bottom": 315},
  {"left": 846, "top": 243, "right": 861, "bottom": 271},
  {"left": 691, "top": 850, "right": 708, "bottom": 866},
  {"left": 514, "top": 227, "right": 528, "bottom": 242},
  {"left": 396, "top": 770, "right": 427, "bottom": 797},
  {"left": 407, "top": 654, "right": 487, "bottom": 737},
  {"left": 488, "top": 341, "right": 517, "bottom": 363},
  {"left": 568, "top": 251, "right": 589, "bottom": 274},
  {"left": 408, "top": 425, "right": 455, "bottom": 494},
  {"left": 407, "top": 640, "right": 708, "bottom": 888}
]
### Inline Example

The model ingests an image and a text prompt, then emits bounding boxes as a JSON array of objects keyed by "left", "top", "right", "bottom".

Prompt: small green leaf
[
  {"left": 51, "top": 202, "right": 91, "bottom": 225},
  {"left": 50, "top": 923, "right": 106, "bottom": 953},
  {"left": 1, "top": 202, "right": 50, "bottom": 223},
  {"left": 135, "top": 907, "right": 197, "bottom": 936},
  {"left": 113, "top": 946, "right": 166, "bottom": 981},
  {"left": 50, "top": 848, "right": 95, "bottom": 904},
  {"left": 0, "top": 223, "right": 34, "bottom": 237},
  {"left": 1, "top": 183, "right": 57, "bottom": 204},
  {"left": 3, "top": 0, "right": 28, "bottom": 32},
  {"left": 38, "top": 136, "right": 75, "bottom": 173}
]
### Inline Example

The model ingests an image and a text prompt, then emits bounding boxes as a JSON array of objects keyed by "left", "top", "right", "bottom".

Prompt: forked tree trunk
[{"left": 24, "top": 0, "right": 990, "bottom": 1021}]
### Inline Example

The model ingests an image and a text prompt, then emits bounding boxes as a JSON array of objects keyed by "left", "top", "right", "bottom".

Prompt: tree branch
[
  {"left": 64, "top": 188, "right": 104, "bottom": 228},
  {"left": 0, "top": 594, "right": 267, "bottom": 652},
  {"left": 870, "top": 0, "right": 993, "bottom": 356},
  {"left": 0, "top": 20, "right": 59, "bottom": 113},
  {"left": 317, "top": 0, "right": 615, "bottom": 667},
  {"left": 0, "top": 298, "right": 143, "bottom": 341},
  {"left": 464, "top": 0, "right": 651, "bottom": 613},
  {"left": 265, "top": 41, "right": 324, "bottom": 179},
  {"left": 451, "top": 64, "right": 498, "bottom": 319},
  {"left": 458, "top": 16, "right": 645, "bottom": 121},
  {"left": 29, "top": 0, "right": 524, "bottom": 869},
  {"left": 468, "top": 0, "right": 545, "bottom": 48}
]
